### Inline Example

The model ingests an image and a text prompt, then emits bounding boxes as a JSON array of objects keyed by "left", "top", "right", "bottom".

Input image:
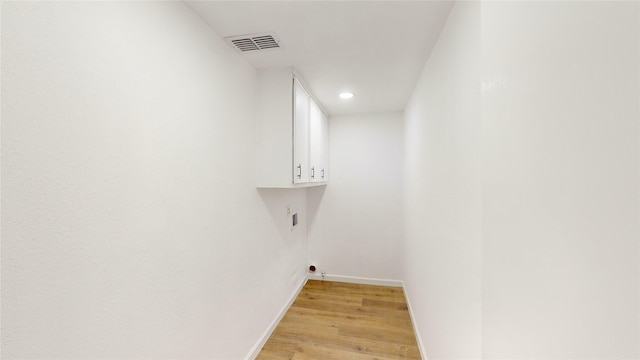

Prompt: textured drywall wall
[
  {"left": 308, "top": 112, "right": 404, "bottom": 281},
  {"left": 1, "top": 2, "right": 307, "bottom": 358},
  {"left": 481, "top": 2, "right": 639, "bottom": 358},
  {"left": 403, "top": 1, "right": 639, "bottom": 359},
  {"left": 403, "top": 2, "right": 482, "bottom": 358}
]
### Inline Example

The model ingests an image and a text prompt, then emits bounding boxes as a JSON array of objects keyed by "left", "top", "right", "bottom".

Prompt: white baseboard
[
  {"left": 307, "top": 273, "right": 403, "bottom": 287},
  {"left": 402, "top": 282, "right": 427, "bottom": 359},
  {"left": 244, "top": 276, "right": 308, "bottom": 360}
]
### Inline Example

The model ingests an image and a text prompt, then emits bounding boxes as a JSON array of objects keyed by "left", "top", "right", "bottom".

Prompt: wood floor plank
[
  {"left": 256, "top": 348, "right": 295, "bottom": 360},
  {"left": 291, "top": 298, "right": 412, "bottom": 321},
  {"left": 268, "top": 326, "right": 421, "bottom": 359},
  {"left": 294, "top": 290, "right": 363, "bottom": 306},
  {"left": 362, "top": 298, "right": 409, "bottom": 311},
  {"left": 284, "top": 306, "right": 415, "bottom": 332},
  {"left": 338, "top": 324, "right": 419, "bottom": 345},
  {"left": 304, "top": 281, "right": 406, "bottom": 299},
  {"left": 256, "top": 280, "right": 422, "bottom": 360},
  {"left": 290, "top": 342, "right": 401, "bottom": 360}
]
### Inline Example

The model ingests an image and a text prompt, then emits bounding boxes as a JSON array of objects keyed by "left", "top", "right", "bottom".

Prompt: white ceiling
[{"left": 188, "top": 1, "right": 454, "bottom": 116}]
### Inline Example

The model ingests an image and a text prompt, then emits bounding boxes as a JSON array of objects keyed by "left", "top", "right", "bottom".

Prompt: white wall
[
  {"left": 481, "top": 2, "right": 639, "bottom": 359},
  {"left": 308, "top": 112, "right": 404, "bottom": 281},
  {"left": 403, "top": 2, "right": 482, "bottom": 359},
  {"left": 1, "top": 2, "right": 308, "bottom": 359},
  {"left": 404, "top": 1, "right": 640, "bottom": 359}
]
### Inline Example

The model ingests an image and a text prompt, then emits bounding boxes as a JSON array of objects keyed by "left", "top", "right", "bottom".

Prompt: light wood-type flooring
[{"left": 256, "top": 280, "right": 421, "bottom": 359}]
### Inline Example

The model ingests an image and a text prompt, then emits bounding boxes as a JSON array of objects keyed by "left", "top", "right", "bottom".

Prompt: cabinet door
[
  {"left": 293, "top": 80, "right": 310, "bottom": 184},
  {"left": 319, "top": 110, "right": 329, "bottom": 181},
  {"left": 309, "top": 100, "right": 327, "bottom": 182}
]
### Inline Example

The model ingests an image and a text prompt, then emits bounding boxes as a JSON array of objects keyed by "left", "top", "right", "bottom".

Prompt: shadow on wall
[
  {"left": 257, "top": 188, "right": 309, "bottom": 244},
  {"left": 307, "top": 185, "right": 327, "bottom": 227},
  {"left": 306, "top": 185, "right": 327, "bottom": 272}
]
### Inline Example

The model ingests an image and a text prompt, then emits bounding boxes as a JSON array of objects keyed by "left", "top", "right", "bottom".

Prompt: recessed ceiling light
[{"left": 339, "top": 92, "right": 354, "bottom": 99}]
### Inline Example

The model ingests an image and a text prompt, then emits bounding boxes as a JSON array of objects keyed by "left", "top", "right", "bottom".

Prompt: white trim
[
  {"left": 245, "top": 276, "right": 308, "bottom": 360},
  {"left": 402, "top": 282, "right": 427, "bottom": 359},
  {"left": 307, "top": 273, "right": 403, "bottom": 287}
]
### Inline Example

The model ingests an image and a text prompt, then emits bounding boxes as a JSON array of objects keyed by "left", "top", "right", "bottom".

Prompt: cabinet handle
[
  {"left": 297, "top": 164, "right": 302, "bottom": 179},
  {"left": 311, "top": 167, "right": 315, "bottom": 179},
  {"left": 321, "top": 168, "right": 325, "bottom": 179}
]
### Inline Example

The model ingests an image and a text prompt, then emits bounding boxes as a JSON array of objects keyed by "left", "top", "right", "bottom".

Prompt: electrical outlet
[{"left": 287, "top": 206, "right": 291, "bottom": 217}]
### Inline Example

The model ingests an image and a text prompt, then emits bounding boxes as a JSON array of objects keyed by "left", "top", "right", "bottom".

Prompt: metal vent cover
[{"left": 225, "top": 32, "right": 281, "bottom": 52}]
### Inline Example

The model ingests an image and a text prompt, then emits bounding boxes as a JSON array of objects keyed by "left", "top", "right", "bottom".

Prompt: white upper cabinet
[
  {"left": 293, "top": 80, "right": 310, "bottom": 184},
  {"left": 309, "top": 99, "right": 328, "bottom": 182},
  {"left": 255, "top": 69, "right": 329, "bottom": 188}
]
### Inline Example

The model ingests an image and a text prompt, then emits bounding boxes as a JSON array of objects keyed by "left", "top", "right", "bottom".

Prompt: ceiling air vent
[{"left": 225, "top": 32, "right": 281, "bottom": 52}]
